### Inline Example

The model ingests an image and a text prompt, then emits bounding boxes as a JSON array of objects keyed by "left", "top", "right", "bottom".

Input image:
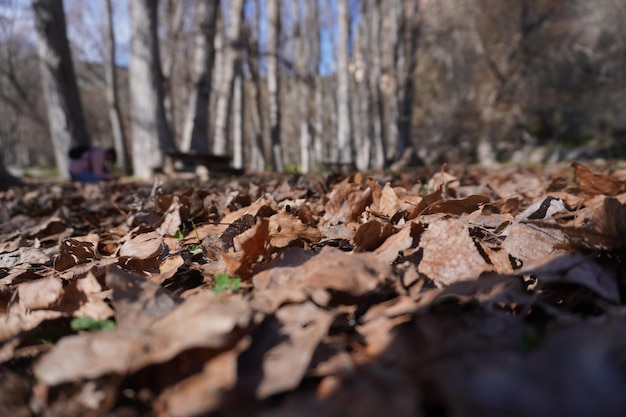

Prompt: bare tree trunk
[
  {"left": 294, "top": 0, "right": 310, "bottom": 173},
  {"left": 232, "top": 71, "right": 243, "bottom": 169},
  {"left": 180, "top": 0, "right": 219, "bottom": 153},
  {"left": 336, "top": 0, "right": 352, "bottom": 165},
  {"left": 160, "top": 0, "right": 185, "bottom": 138},
  {"left": 395, "top": 0, "right": 420, "bottom": 162},
  {"left": 244, "top": 1, "right": 266, "bottom": 171},
  {"left": 33, "top": 0, "right": 90, "bottom": 180},
  {"left": 368, "top": 0, "right": 386, "bottom": 170},
  {"left": 310, "top": 0, "right": 323, "bottom": 170},
  {"left": 103, "top": 0, "right": 130, "bottom": 175},
  {"left": 381, "top": 0, "right": 400, "bottom": 162},
  {"left": 266, "top": 0, "right": 284, "bottom": 172},
  {"left": 129, "top": 0, "right": 175, "bottom": 180},
  {"left": 212, "top": 0, "right": 245, "bottom": 156}
]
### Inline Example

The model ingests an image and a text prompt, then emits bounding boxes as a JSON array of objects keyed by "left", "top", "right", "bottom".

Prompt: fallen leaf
[{"left": 418, "top": 218, "right": 490, "bottom": 286}]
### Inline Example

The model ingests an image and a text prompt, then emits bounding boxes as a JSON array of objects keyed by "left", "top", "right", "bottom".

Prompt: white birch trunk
[
  {"left": 129, "top": 0, "right": 174, "bottom": 180},
  {"left": 232, "top": 72, "right": 243, "bottom": 169},
  {"left": 336, "top": 0, "right": 352, "bottom": 165}
]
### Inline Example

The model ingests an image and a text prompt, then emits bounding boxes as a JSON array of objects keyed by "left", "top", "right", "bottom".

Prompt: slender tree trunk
[
  {"left": 244, "top": 1, "right": 266, "bottom": 171},
  {"left": 310, "top": 0, "right": 323, "bottom": 169},
  {"left": 336, "top": 0, "right": 352, "bottom": 165},
  {"left": 33, "top": 0, "right": 90, "bottom": 180},
  {"left": 129, "top": 0, "right": 175, "bottom": 180},
  {"left": 161, "top": 0, "right": 185, "bottom": 138},
  {"left": 232, "top": 71, "right": 243, "bottom": 169},
  {"left": 181, "top": 0, "right": 219, "bottom": 153},
  {"left": 212, "top": 0, "right": 245, "bottom": 156},
  {"left": 103, "top": 0, "right": 130, "bottom": 175},
  {"left": 382, "top": 0, "right": 400, "bottom": 162},
  {"left": 369, "top": 0, "right": 385, "bottom": 170},
  {"left": 395, "top": 0, "right": 420, "bottom": 162},
  {"left": 294, "top": 0, "right": 310, "bottom": 173},
  {"left": 266, "top": 0, "right": 283, "bottom": 172}
]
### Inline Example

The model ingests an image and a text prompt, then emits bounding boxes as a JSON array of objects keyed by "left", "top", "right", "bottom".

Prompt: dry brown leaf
[
  {"left": 54, "top": 235, "right": 98, "bottom": 271},
  {"left": 421, "top": 194, "right": 490, "bottom": 216},
  {"left": 34, "top": 291, "right": 251, "bottom": 386},
  {"left": 591, "top": 197, "right": 626, "bottom": 242},
  {"left": 408, "top": 184, "right": 443, "bottom": 219},
  {"left": 230, "top": 217, "right": 270, "bottom": 278},
  {"left": 154, "top": 340, "right": 249, "bottom": 417},
  {"left": 106, "top": 266, "right": 180, "bottom": 330},
  {"left": 156, "top": 195, "right": 182, "bottom": 236},
  {"left": 373, "top": 222, "right": 422, "bottom": 265},
  {"left": 14, "top": 276, "right": 63, "bottom": 312},
  {"left": 572, "top": 162, "right": 626, "bottom": 196},
  {"left": 238, "top": 301, "right": 334, "bottom": 399},
  {"left": 118, "top": 231, "right": 164, "bottom": 259},
  {"left": 323, "top": 180, "right": 373, "bottom": 225},
  {"left": 269, "top": 211, "right": 322, "bottom": 248},
  {"left": 418, "top": 218, "right": 490, "bottom": 286},
  {"left": 501, "top": 223, "right": 568, "bottom": 269},
  {"left": 353, "top": 220, "right": 395, "bottom": 252},
  {"left": 253, "top": 246, "right": 390, "bottom": 301}
]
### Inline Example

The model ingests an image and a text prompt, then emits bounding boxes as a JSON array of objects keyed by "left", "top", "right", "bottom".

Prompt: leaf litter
[{"left": 1, "top": 162, "right": 626, "bottom": 417}]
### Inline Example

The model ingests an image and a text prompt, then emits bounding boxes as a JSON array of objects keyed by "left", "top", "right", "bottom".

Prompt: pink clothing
[{"left": 69, "top": 148, "right": 115, "bottom": 180}]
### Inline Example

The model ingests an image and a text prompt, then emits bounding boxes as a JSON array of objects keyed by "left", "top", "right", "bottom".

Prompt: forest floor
[{"left": 1, "top": 161, "right": 626, "bottom": 417}]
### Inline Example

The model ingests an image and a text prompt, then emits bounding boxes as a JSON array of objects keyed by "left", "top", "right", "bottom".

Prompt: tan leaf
[
  {"left": 323, "top": 180, "right": 373, "bottom": 225},
  {"left": 418, "top": 218, "right": 490, "bottom": 286},
  {"left": 572, "top": 162, "right": 626, "bottom": 196},
  {"left": 118, "top": 231, "right": 164, "bottom": 259},
  {"left": 269, "top": 211, "right": 322, "bottom": 248}
]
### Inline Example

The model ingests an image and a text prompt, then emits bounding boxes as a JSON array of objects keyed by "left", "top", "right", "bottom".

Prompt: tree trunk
[
  {"left": 266, "top": 0, "right": 283, "bottom": 172},
  {"left": 33, "top": 0, "right": 90, "bottom": 180},
  {"left": 395, "top": 0, "right": 420, "bottom": 162},
  {"left": 381, "top": 0, "right": 400, "bottom": 163},
  {"left": 129, "top": 0, "right": 175, "bottom": 180},
  {"left": 336, "top": 0, "right": 352, "bottom": 165},
  {"left": 212, "top": 0, "right": 245, "bottom": 156},
  {"left": 295, "top": 0, "right": 312, "bottom": 173},
  {"left": 368, "top": 0, "right": 386, "bottom": 170},
  {"left": 232, "top": 71, "right": 243, "bottom": 169},
  {"left": 103, "top": 0, "right": 130, "bottom": 175},
  {"left": 160, "top": 0, "right": 185, "bottom": 138},
  {"left": 180, "top": 0, "right": 219, "bottom": 153},
  {"left": 311, "top": 0, "right": 323, "bottom": 170},
  {"left": 243, "top": 1, "right": 266, "bottom": 171}
]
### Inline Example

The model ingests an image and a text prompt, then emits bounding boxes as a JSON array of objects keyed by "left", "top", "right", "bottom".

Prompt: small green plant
[
  {"left": 213, "top": 273, "right": 241, "bottom": 293},
  {"left": 173, "top": 229, "right": 185, "bottom": 241},
  {"left": 176, "top": 221, "right": 203, "bottom": 255},
  {"left": 70, "top": 316, "right": 116, "bottom": 332}
]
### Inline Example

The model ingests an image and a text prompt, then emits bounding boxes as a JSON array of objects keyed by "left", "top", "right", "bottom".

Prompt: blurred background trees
[{"left": 0, "top": 0, "right": 624, "bottom": 179}]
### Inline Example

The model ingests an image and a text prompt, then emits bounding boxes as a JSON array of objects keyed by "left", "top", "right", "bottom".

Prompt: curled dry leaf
[{"left": 323, "top": 180, "right": 373, "bottom": 225}]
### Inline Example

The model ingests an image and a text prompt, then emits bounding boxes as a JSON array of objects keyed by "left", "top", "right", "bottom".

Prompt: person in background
[{"left": 69, "top": 146, "right": 117, "bottom": 183}]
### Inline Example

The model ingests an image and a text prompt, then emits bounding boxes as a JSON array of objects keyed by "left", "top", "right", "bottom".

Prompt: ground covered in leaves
[{"left": 2, "top": 162, "right": 626, "bottom": 417}]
